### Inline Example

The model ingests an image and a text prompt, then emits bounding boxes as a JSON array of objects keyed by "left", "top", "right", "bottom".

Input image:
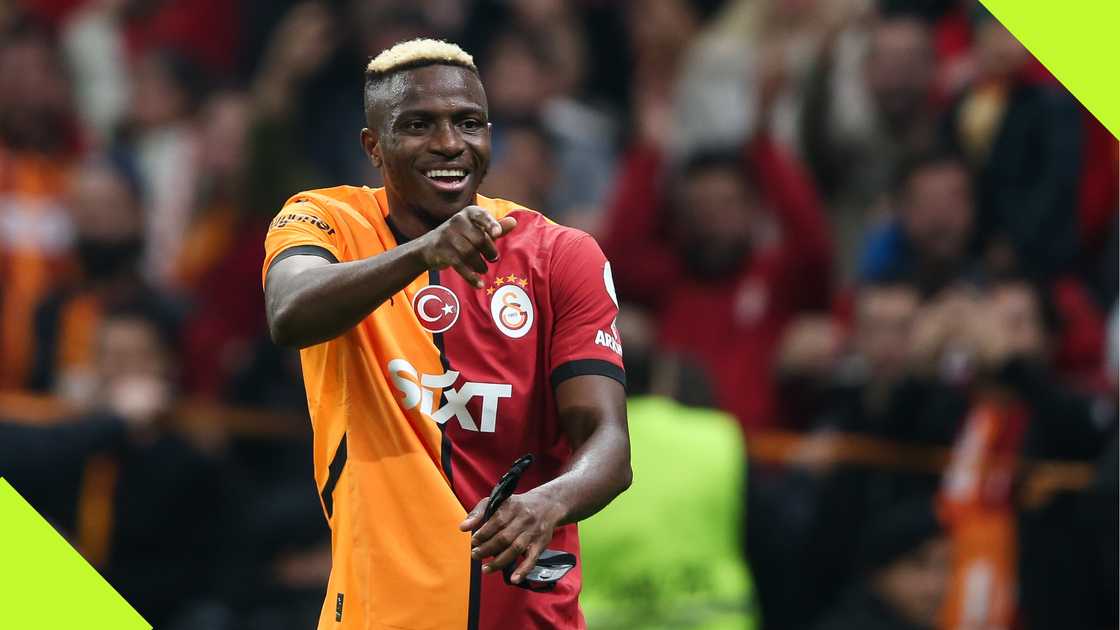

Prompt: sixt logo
[{"left": 388, "top": 359, "right": 511, "bottom": 432}]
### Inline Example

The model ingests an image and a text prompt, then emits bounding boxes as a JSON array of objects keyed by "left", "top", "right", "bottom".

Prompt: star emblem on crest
[{"left": 486, "top": 273, "right": 528, "bottom": 291}]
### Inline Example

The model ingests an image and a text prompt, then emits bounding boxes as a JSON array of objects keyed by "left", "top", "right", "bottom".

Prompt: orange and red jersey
[{"left": 262, "top": 186, "right": 624, "bottom": 630}]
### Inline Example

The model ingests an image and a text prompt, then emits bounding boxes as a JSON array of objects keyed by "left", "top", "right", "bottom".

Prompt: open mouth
[{"left": 423, "top": 168, "right": 470, "bottom": 193}]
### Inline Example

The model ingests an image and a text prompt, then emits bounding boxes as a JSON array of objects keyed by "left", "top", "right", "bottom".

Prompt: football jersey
[{"left": 261, "top": 186, "right": 625, "bottom": 630}]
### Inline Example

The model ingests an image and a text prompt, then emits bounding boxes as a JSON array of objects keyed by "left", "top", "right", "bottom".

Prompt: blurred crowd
[{"left": 0, "top": 0, "right": 1115, "bottom": 629}]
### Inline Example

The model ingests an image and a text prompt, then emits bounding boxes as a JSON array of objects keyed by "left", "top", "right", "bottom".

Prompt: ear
[{"left": 360, "top": 128, "right": 382, "bottom": 168}]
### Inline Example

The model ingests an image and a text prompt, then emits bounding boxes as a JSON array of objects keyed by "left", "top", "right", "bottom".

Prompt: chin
[{"left": 420, "top": 193, "right": 474, "bottom": 224}]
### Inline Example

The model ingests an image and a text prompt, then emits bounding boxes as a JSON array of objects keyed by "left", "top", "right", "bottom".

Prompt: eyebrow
[{"left": 395, "top": 104, "right": 486, "bottom": 118}]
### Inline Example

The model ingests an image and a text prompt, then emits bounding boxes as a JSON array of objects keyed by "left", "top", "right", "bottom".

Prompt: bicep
[
  {"left": 555, "top": 374, "right": 627, "bottom": 449},
  {"left": 264, "top": 254, "right": 334, "bottom": 316}
]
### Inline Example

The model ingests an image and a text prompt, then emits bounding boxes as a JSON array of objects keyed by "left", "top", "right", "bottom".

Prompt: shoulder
[
  {"left": 478, "top": 195, "right": 597, "bottom": 256},
  {"left": 281, "top": 185, "right": 373, "bottom": 214},
  {"left": 272, "top": 186, "right": 382, "bottom": 232}
]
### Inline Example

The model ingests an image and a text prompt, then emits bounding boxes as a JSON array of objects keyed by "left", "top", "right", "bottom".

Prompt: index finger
[
  {"left": 470, "top": 505, "right": 509, "bottom": 548},
  {"left": 459, "top": 498, "right": 489, "bottom": 532}
]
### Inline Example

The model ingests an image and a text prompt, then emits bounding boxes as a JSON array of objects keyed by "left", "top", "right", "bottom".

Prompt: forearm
[
  {"left": 267, "top": 239, "right": 429, "bottom": 348},
  {"left": 531, "top": 407, "right": 632, "bottom": 526}
]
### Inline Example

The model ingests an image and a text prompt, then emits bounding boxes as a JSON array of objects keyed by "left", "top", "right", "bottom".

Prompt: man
[
  {"left": 262, "top": 39, "right": 631, "bottom": 630},
  {"left": 0, "top": 21, "right": 79, "bottom": 389},
  {"left": 604, "top": 143, "right": 832, "bottom": 432},
  {"left": 30, "top": 154, "right": 177, "bottom": 400},
  {"left": 942, "top": 9, "right": 1083, "bottom": 282},
  {"left": 860, "top": 151, "right": 978, "bottom": 295},
  {"left": 1, "top": 303, "right": 227, "bottom": 628},
  {"left": 802, "top": 13, "right": 939, "bottom": 271}
]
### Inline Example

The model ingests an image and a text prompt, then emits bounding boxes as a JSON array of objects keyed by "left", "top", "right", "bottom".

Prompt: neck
[{"left": 385, "top": 188, "right": 475, "bottom": 242}]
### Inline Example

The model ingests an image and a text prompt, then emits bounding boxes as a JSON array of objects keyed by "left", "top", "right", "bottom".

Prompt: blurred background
[{"left": 0, "top": 0, "right": 1115, "bottom": 629}]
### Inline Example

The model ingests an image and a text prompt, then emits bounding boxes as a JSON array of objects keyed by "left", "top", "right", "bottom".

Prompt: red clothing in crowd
[
  {"left": 25, "top": 0, "right": 239, "bottom": 75},
  {"left": 603, "top": 135, "right": 833, "bottom": 432}
]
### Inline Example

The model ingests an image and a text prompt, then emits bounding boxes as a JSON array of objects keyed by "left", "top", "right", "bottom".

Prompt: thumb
[
  {"left": 459, "top": 498, "right": 489, "bottom": 532},
  {"left": 494, "top": 216, "right": 517, "bottom": 239}
]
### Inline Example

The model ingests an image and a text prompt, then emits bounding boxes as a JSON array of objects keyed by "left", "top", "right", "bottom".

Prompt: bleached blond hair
[{"left": 365, "top": 38, "right": 476, "bottom": 79}]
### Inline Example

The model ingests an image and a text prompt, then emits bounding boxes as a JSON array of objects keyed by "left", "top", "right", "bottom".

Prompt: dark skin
[{"left": 264, "top": 63, "right": 631, "bottom": 584}]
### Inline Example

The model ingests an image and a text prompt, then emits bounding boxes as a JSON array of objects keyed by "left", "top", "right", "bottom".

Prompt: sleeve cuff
[
  {"left": 550, "top": 359, "right": 626, "bottom": 389},
  {"left": 271, "top": 244, "right": 340, "bottom": 269}
]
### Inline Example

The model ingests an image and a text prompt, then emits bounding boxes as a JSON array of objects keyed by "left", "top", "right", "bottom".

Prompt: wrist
[
  {"left": 524, "top": 486, "right": 572, "bottom": 527},
  {"left": 403, "top": 233, "right": 437, "bottom": 272}
]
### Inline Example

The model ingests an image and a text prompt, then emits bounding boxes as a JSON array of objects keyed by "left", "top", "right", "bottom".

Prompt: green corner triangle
[
  {"left": 980, "top": 0, "right": 1119, "bottom": 139},
  {"left": 0, "top": 478, "right": 150, "bottom": 629}
]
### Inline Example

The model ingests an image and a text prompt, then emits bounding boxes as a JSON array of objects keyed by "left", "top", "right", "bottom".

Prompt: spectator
[
  {"left": 896, "top": 276, "right": 1119, "bottom": 629},
  {"left": 673, "top": 0, "right": 867, "bottom": 158},
  {"left": 0, "top": 20, "right": 80, "bottom": 390},
  {"left": 605, "top": 130, "right": 832, "bottom": 432},
  {"left": 295, "top": 2, "right": 431, "bottom": 186},
  {"left": 940, "top": 9, "right": 1083, "bottom": 281},
  {"left": 802, "top": 13, "right": 939, "bottom": 275},
  {"left": 754, "top": 282, "right": 965, "bottom": 627},
  {"left": 968, "top": 278, "right": 1117, "bottom": 629},
  {"left": 480, "top": 117, "right": 557, "bottom": 222},
  {"left": 29, "top": 154, "right": 181, "bottom": 402},
  {"left": 860, "top": 150, "right": 978, "bottom": 296},
  {"left": 813, "top": 500, "right": 950, "bottom": 630},
  {"left": 173, "top": 89, "right": 268, "bottom": 397},
  {"left": 481, "top": 24, "right": 618, "bottom": 223},
  {"left": 119, "top": 48, "right": 207, "bottom": 287},
  {"left": 0, "top": 302, "right": 230, "bottom": 628}
]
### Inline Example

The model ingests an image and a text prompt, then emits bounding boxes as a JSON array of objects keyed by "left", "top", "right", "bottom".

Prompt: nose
[{"left": 429, "top": 120, "right": 465, "bottom": 159}]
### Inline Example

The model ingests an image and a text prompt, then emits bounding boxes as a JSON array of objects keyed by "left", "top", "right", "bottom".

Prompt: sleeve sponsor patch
[{"left": 269, "top": 212, "right": 336, "bottom": 235}]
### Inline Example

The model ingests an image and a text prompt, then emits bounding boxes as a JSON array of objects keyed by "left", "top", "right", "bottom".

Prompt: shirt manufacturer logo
[
  {"left": 412, "top": 285, "right": 459, "bottom": 333},
  {"left": 487, "top": 274, "right": 534, "bottom": 338}
]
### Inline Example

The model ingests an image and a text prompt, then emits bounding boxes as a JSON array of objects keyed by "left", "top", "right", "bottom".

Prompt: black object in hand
[
  {"left": 482, "top": 453, "right": 533, "bottom": 524},
  {"left": 478, "top": 453, "right": 577, "bottom": 592}
]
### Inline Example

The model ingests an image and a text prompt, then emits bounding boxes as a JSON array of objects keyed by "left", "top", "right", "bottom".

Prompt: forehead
[
  {"left": 386, "top": 65, "right": 487, "bottom": 115},
  {"left": 908, "top": 162, "right": 968, "bottom": 191}
]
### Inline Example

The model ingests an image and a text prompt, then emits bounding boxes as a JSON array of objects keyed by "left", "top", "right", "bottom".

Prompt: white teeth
[{"left": 426, "top": 169, "right": 466, "bottom": 178}]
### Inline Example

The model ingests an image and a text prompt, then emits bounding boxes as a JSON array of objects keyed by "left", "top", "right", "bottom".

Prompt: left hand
[{"left": 459, "top": 491, "right": 566, "bottom": 584}]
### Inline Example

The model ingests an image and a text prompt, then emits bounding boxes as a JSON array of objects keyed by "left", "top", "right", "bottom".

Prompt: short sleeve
[
  {"left": 262, "top": 199, "right": 343, "bottom": 289},
  {"left": 549, "top": 233, "right": 626, "bottom": 389}
]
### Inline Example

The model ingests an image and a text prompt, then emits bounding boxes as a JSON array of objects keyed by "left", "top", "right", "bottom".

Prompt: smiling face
[{"left": 361, "top": 64, "right": 491, "bottom": 228}]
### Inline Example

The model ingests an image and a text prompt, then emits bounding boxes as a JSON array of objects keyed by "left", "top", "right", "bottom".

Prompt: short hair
[
  {"left": 677, "top": 146, "right": 760, "bottom": 193},
  {"left": 101, "top": 298, "right": 183, "bottom": 358},
  {"left": 365, "top": 38, "right": 476, "bottom": 80},
  {"left": 364, "top": 39, "right": 478, "bottom": 127},
  {"left": 891, "top": 147, "right": 968, "bottom": 196}
]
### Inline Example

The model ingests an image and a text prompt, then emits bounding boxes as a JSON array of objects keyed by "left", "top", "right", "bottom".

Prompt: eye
[
  {"left": 403, "top": 119, "right": 428, "bottom": 132},
  {"left": 459, "top": 118, "right": 483, "bottom": 132}
]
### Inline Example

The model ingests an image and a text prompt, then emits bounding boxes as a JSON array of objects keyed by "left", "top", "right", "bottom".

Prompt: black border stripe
[
  {"left": 467, "top": 559, "right": 482, "bottom": 630},
  {"left": 321, "top": 433, "right": 348, "bottom": 519},
  {"left": 550, "top": 359, "right": 626, "bottom": 389},
  {"left": 271, "top": 244, "right": 339, "bottom": 269},
  {"left": 429, "top": 270, "right": 455, "bottom": 488},
  {"left": 427, "top": 269, "right": 478, "bottom": 630}
]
